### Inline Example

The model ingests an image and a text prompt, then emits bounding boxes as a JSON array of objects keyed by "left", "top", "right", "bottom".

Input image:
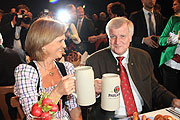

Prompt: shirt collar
[
  {"left": 175, "top": 12, "right": 180, "bottom": 16},
  {"left": 78, "top": 17, "right": 84, "bottom": 22},
  {"left": 143, "top": 8, "right": 154, "bottom": 15},
  {"left": 111, "top": 48, "right": 129, "bottom": 64}
]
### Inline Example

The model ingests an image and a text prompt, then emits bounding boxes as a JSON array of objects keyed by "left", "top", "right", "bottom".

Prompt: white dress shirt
[
  {"left": 142, "top": 8, "right": 156, "bottom": 44},
  {"left": 165, "top": 44, "right": 180, "bottom": 70},
  {"left": 0, "top": 33, "right": 3, "bottom": 45},
  {"left": 111, "top": 49, "right": 144, "bottom": 118},
  {"left": 77, "top": 18, "right": 83, "bottom": 34},
  {"left": 14, "top": 26, "right": 22, "bottom": 49},
  {"left": 143, "top": 8, "right": 156, "bottom": 36}
]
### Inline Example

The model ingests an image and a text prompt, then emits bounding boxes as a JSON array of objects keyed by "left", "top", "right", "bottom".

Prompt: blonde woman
[{"left": 14, "top": 17, "right": 82, "bottom": 120}]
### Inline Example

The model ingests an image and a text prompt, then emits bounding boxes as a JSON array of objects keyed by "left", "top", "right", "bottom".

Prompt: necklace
[
  {"left": 48, "top": 71, "right": 54, "bottom": 76},
  {"left": 37, "top": 61, "right": 54, "bottom": 76}
]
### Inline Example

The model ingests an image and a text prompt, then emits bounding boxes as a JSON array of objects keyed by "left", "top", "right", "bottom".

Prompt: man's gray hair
[{"left": 105, "top": 17, "right": 134, "bottom": 37}]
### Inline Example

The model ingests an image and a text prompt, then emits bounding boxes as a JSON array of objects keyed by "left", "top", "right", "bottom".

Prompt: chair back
[
  {"left": 11, "top": 96, "right": 25, "bottom": 120},
  {"left": 0, "top": 85, "right": 14, "bottom": 120}
]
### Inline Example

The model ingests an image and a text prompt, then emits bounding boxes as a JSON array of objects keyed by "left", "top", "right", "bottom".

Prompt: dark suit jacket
[
  {"left": 86, "top": 47, "right": 176, "bottom": 120},
  {"left": 78, "top": 17, "right": 96, "bottom": 54},
  {"left": 0, "top": 47, "right": 25, "bottom": 86},
  {"left": 0, "top": 22, "right": 28, "bottom": 50},
  {"left": 129, "top": 9, "right": 165, "bottom": 69},
  {"left": 79, "top": 17, "right": 95, "bottom": 42}
]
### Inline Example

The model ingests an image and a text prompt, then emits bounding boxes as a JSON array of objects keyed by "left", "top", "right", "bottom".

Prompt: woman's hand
[
  {"left": 49, "top": 74, "right": 75, "bottom": 103},
  {"left": 57, "top": 74, "right": 75, "bottom": 96}
]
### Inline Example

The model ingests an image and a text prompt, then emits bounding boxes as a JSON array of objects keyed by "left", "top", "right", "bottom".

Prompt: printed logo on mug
[
  {"left": 114, "top": 86, "right": 120, "bottom": 93},
  {"left": 101, "top": 73, "right": 120, "bottom": 111}
]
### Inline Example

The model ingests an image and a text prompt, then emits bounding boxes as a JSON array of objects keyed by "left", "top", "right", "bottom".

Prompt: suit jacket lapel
[
  {"left": 154, "top": 12, "right": 160, "bottom": 35},
  {"left": 140, "top": 10, "right": 148, "bottom": 36},
  {"left": 128, "top": 48, "right": 140, "bottom": 88},
  {"left": 80, "top": 18, "right": 85, "bottom": 34},
  {"left": 128, "top": 48, "right": 151, "bottom": 109},
  {"left": 128, "top": 48, "right": 147, "bottom": 104}
]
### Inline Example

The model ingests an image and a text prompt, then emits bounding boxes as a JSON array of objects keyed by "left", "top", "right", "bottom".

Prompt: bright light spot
[
  {"left": 49, "top": 0, "right": 59, "bottom": 4},
  {"left": 83, "top": 5, "right": 86, "bottom": 9},
  {"left": 56, "top": 9, "right": 71, "bottom": 23}
]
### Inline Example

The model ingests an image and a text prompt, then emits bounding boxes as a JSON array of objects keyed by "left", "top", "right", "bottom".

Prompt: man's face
[
  {"left": 142, "top": 0, "right": 156, "bottom": 10},
  {"left": 172, "top": 0, "right": 180, "bottom": 14},
  {"left": 77, "top": 7, "right": 84, "bottom": 19},
  {"left": 108, "top": 23, "right": 132, "bottom": 55}
]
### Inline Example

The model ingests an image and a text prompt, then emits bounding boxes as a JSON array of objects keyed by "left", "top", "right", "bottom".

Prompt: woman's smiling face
[{"left": 43, "top": 34, "right": 66, "bottom": 60}]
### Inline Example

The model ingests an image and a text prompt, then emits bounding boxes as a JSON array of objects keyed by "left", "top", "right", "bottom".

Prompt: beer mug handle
[{"left": 69, "top": 76, "right": 77, "bottom": 98}]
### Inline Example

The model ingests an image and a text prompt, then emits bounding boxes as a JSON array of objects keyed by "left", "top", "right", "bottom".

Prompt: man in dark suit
[
  {"left": 76, "top": 6, "right": 95, "bottom": 54},
  {"left": 129, "top": 0, "right": 165, "bottom": 84},
  {"left": 0, "top": 4, "right": 31, "bottom": 53},
  {"left": 0, "top": 36, "right": 25, "bottom": 119},
  {"left": 0, "top": 46, "right": 25, "bottom": 85},
  {"left": 86, "top": 17, "right": 180, "bottom": 120}
]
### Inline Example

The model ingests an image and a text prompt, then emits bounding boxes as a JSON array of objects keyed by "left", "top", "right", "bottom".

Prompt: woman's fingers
[
  {"left": 62, "top": 75, "right": 76, "bottom": 95},
  {"left": 57, "top": 74, "right": 75, "bottom": 95}
]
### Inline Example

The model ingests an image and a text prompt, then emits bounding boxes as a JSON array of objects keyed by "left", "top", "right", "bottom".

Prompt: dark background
[{"left": 0, "top": 0, "right": 174, "bottom": 19}]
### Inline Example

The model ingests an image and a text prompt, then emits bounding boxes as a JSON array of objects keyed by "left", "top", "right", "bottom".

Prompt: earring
[{"left": 42, "top": 47, "right": 46, "bottom": 50}]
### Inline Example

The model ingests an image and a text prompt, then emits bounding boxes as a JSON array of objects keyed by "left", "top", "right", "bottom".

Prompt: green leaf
[
  {"left": 42, "top": 104, "right": 52, "bottom": 112},
  {"left": 44, "top": 92, "right": 50, "bottom": 98},
  {"left": 49, "top": 111, "right": 55, "bottom": 115}
]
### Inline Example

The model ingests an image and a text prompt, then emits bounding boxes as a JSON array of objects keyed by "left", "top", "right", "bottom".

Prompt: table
[
  {"left": 140, "top": 107, "right": 179, "bottom": 120},
  {"left": 115, "top": 108, "right": 179, "bottom": 120}
]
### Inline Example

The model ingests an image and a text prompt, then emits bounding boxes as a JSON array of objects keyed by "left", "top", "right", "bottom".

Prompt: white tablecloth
[{"left": 141, "top": 107, "right": 179, "bottom": 120}]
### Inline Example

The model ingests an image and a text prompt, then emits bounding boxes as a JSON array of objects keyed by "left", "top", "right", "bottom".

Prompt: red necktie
[{"left": 117, "top": 57, "right": 138, "bottom": 117}]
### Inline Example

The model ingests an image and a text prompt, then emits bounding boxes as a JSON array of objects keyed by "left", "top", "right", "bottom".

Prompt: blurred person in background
[
  {"left": 76, "top": 6, "right": 96, "bottom": 55},
  {"left": 88, "top": 2, "right": 128, "bottom": 51},
  {"left": 96, "top": 12, "right": 107, "bottom": 34},
  {"left": 92, "top": 13, "right": 99, "bottom": 33},
  {"left": 0, "top": 32, "right": 25, "bottom": 119},
  {"left": 64, "top": 4, "right": 81, "bottom": 46},
  {"left": 0, "top": 9, "right": 4, "bottom": 23},
  {"left": 109, "top": 2, "right": 128, "bottom": 19},
  {"left": 0, "top": 31, "right": 26, "bottom": 85},
  {"left": 129, "top": 0, "right": 166, "bottom": 84},
  {"left": 0, "top": 4, "right": 32, "bottom": 58},
  {"left": 106, "top": 2, "right": 113, "bottom": 22},
  {"left": 158, "top": 0, "right": 180, "bottom": 98},
  {"left": 10, "top": 7, "right": 17, "bottom": 14},
  {"left": 154, "top": 3, "right": 168, "bottom": 24},
  {"left": 63, "top": 4, "right": 82, "bottom": 67},
  {"left": 0, "top": 7, "right": 16, "bottom": 26}
]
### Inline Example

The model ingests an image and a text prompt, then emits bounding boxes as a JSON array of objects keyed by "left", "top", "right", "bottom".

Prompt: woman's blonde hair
[{"left": 25, "top": 17, "right": 65, "bottom": 61}]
